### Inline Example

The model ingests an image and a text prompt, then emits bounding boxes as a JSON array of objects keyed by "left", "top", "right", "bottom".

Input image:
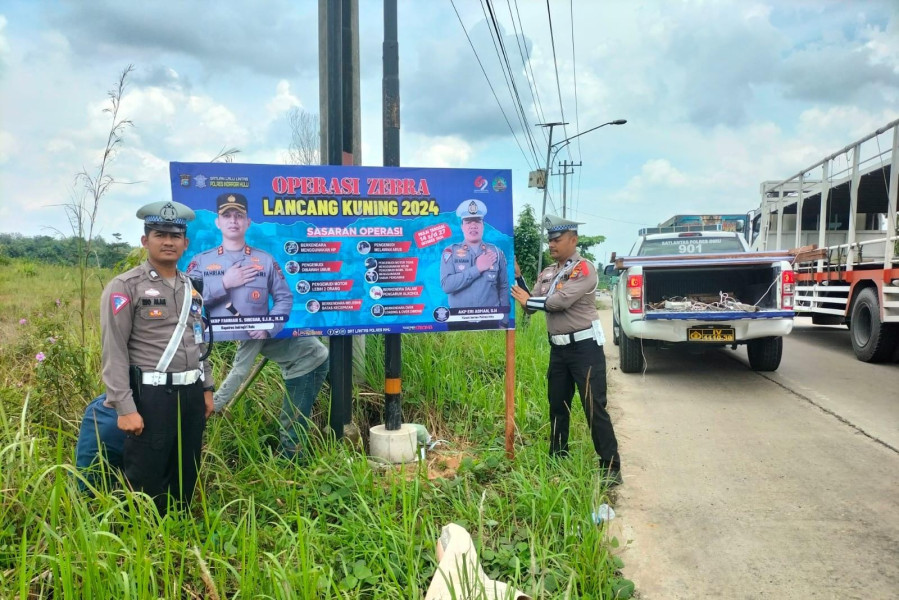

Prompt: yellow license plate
[{"left": 687, "top": 327, "right": 735, "bottom": 342}]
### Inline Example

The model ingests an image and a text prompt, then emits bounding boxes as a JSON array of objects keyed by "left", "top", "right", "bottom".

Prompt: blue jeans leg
[{"left": 280, "top": 361, "right": 329, "bottom": 458}]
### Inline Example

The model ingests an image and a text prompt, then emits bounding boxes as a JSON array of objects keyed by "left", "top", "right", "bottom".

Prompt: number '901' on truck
[{"left": 608, "top": 227, "right": 797, "bottom": 373}]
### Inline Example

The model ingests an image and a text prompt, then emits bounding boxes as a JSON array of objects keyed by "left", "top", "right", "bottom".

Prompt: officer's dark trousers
[
  {"left": 547, "top": 339, "right": 620, "bottom": 471},
  {"left": 123, "top": 380, "right": 206, "bottom": 515}
]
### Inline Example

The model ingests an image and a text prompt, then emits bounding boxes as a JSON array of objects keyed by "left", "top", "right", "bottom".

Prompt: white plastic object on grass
[{"left": 592, "top": 503, "right": 616, "bottom": 524}]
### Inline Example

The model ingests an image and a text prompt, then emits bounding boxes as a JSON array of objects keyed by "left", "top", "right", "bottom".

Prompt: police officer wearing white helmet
[
  {"left": 100, "top": 200, "right": 214, "bottom": 514},
  {"left": 440, "top": 199, "right": 510, "bottom": 319},
  {"left": 511, "top": 214, "right": 622, "bottom": 485}
]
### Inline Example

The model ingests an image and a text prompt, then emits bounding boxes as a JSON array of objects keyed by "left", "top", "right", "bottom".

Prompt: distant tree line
[{"left": 0, "top": 233, "right": 134, "bottom": 268}]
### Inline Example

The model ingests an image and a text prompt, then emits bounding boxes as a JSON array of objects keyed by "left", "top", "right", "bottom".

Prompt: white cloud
[
  {"left": 266, "top": 80, "right": 302, "bottom": 118},
  {"left": 405, "top": 136, "right": 473, "bottom": 168},
  {"left": 0, "top": 15, "right": 9, "bottom": 63},
  {"left": 45, "top": 138, "right": 75, "bottom": 154},
  {"left": 641, "top": 159, "right": 688, "bottom": 187},
  {"left": 0, "top": 130, "right": 16, "bottom": 163}
]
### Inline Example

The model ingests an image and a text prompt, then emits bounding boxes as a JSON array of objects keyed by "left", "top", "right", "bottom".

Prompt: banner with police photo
[{"left": 170, "top": 163, "right": 515, "bottom": 340}]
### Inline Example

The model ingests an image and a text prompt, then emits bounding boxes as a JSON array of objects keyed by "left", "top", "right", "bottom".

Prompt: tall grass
[{"left": 0, "top": 260, "right": 631, "bottom": 598}]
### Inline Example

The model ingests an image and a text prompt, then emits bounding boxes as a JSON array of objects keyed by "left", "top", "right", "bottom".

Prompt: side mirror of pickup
[{"left": 603, "top": 264, "right": 620, "bottom": 277}]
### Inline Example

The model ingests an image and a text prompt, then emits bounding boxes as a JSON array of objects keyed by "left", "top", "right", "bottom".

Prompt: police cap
[
  {"left": 544, "top": 214, "right": 584, "bottom": 240},
  {"left": 217, "top": 193, "right": 248, "bottom": 215},
  {"left": 137, "top": 201, "right": 195, "bottom": 233},
  {"left": 456, "top": 199, "right": 487, "bottom": 220}
]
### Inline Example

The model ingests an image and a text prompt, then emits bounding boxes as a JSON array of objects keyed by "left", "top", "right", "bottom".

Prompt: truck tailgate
[{"left": 644, "top": 310, "right": 794, "bottom": 321}]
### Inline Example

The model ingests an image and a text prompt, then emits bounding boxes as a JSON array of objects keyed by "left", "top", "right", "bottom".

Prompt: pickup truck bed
[{"left": 612, "top": 250, "right": 795, "bottom": 372}]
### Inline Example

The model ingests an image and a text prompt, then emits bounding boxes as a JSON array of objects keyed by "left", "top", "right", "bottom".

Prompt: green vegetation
[
  {"left": 0, "top": 233, "right": 133, "bottom": 269},
  {"left": 0, "top": 259, "right": 629, "bottom": 598}
]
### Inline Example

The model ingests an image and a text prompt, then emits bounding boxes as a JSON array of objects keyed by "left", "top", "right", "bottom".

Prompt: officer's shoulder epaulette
[
  {"left": 246, "top": 245, "right": 275, "bottom": 256},
  {"left": 117, "top": 265, "right": 147, "bottom": 284},
  {"left": 192, "top": 246, "right": 218, "bottom": 257}
]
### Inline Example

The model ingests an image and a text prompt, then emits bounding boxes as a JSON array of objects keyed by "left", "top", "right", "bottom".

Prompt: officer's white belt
[
  {"left": 549, "top": 327, "right": 595, "bottom": 346},
  {"left": 142, "top": 369, "right": 202, "bottom": 386}
]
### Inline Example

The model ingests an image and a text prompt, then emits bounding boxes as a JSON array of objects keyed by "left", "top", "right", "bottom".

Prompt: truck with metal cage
[
  {"left": 752, "top": 119, "right": 899, "bottom": 362},
  {"left": 609, "top": 228, "right": 796, "bottom": 373}
]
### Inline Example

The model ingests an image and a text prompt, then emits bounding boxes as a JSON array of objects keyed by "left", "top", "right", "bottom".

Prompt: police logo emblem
[
  {"left": 544, "top": 216, "right": 552, "bottom": 229},
  {"left": 251, "top": 290, "right": 262, "bottom": 301},
  {"left": 468, "top": 201, "right": 478, "bottom": 215},
  {"left": 111, "top": 293, "right": 130, "bottom": 315},
  {"left": 161, "top": 203, "right": 177, "bottom": 222}
]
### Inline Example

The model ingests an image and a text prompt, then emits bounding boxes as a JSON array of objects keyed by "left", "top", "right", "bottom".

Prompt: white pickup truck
[{"left": 609, "top": 229, "right": 796, "bottom": 373}]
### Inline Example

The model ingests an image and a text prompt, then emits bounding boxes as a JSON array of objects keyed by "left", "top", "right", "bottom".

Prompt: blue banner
[{"left": 170, "top": 163, "right": 515, "bottom": 339}]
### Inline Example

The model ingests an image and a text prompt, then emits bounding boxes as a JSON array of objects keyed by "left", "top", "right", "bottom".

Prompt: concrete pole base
[{"left": 369, "top": 424, "right": 418, "bottom": 464}]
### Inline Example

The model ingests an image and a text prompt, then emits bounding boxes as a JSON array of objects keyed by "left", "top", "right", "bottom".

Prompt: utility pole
[
  {"left": 536, "top": 121, "right": 568, "bottom": 275},
  {"left": 557, "top": 160, "right": 581, "bottom": 218},
  {"left": 319, "top": 0, "right": 359, "bottom": 439},
  {"left": 536, "top": 119, "right": 626, "bottom": 274},
  {"left": 382, "top": 0, "right": 403, "bottom": 431}
]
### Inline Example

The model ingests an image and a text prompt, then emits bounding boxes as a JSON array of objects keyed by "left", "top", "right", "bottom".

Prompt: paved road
[{"left": 602, "top": 309, "right": 899, "bottom": 599}]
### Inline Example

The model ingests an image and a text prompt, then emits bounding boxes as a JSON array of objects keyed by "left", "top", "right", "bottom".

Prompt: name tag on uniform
[{"left": 194, "top": 321, "right": 203, "bottom": 344}]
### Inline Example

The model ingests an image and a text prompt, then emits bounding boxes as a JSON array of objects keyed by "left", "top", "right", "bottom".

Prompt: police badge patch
[
  {"left": 111, "top": 293, "right": 130, "bottom": 315},
  {"left": 569, "top": 262, "right": 584, "bottom": 280}
]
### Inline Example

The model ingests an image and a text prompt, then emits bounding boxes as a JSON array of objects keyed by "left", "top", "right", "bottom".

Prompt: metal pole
[
  {"left": 560, "top": 160, "right": 581, "bottom": 219},
  {"left": 383, "top": 0, "right": 403, "bottom": 431},
  {"left": 324, "top": 0, "right": 347, "bottom": 439},
  {"left": 536, "top": 119, "right": 625, "bottom": 274},
  {"left": 537, "top": 121, "right": 566, "bottom": 275}
]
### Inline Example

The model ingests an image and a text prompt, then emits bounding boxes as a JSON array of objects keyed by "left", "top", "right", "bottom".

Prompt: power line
[
  {"left": 449, "top": 0, "right": 535, "bottom": 170},
  {"left": 575, "top": 209, "right": 650, "bottom": 227},
  {"left": 545, "top": 0, "right": 570, "bottom": 145},
  {"left": 508, "top": 0, "right": 548, "bottom": 147},
  {"left": 569, "top": 0, "right": 583, "bottom": 217},
  {"left": 481, "top": 0, "right": 542, "bottom": 166}
]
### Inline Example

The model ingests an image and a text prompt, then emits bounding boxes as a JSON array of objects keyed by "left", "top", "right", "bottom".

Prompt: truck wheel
[
  {"left": 619, "top": 332, "right": 644, "bottom": 373},
  {"left": 612, "top": 316, "right": 620, "bottom": 346},
  {"left": 747, "top": 337, "right": 782, "bottom": 371},
  {"left": 849, "top": 288, "right": 898, "bottom": 362}
]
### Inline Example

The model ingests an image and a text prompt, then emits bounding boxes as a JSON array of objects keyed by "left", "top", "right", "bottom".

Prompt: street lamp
[{"left": 535, "top": 119, "right": 627, "bottom": 274}]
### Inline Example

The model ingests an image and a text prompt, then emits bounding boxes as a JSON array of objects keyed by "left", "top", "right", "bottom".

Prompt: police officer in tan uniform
[
  {"left": 100, "top": 200, "right": 214, "bottom": 514},
  {"left": 187, "top": 193, "right": 293, "bottom": 341},
  {"left": 440, "top": 199, "right": 510, "bottom": 328},
  {"left": 511, "top": 214, "right": 621, "bottom": 484}
]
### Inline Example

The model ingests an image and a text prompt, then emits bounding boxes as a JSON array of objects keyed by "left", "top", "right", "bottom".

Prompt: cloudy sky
[{"left": 1, "top": 0, "right": 898, "bottom": 260}]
